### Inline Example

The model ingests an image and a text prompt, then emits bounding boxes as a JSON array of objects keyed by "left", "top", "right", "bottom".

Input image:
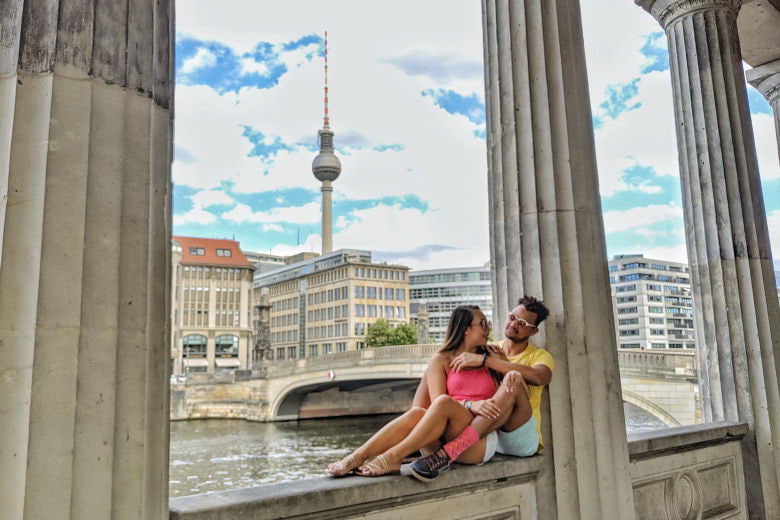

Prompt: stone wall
[{"left": 169, "top": 422, "right": 747, "bottom": 520}]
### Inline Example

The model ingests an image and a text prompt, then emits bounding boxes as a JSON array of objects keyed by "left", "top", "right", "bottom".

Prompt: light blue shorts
[{"left": 496, "top": 416, "right": 539, "bottom": 457}]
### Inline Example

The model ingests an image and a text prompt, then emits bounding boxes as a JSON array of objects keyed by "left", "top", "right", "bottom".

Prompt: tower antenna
[{"left": 323, "top": 31, "right": 329, "bottom": 129}]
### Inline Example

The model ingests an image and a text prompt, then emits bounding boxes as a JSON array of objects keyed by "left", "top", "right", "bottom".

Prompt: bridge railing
[
  {"left": 264, "top": 344, "right": 440, "bottom": 377},
  {"left": 617, "top": 348, "right": 696, "bottom": 377}
]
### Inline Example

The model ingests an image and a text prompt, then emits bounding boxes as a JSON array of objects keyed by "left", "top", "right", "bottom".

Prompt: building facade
[
  {"left": 409, "top": 265, "right": 493, "bottom": 344},
  {"left": 253, "top": 249, "right": 410, "bottom": 360},
  {"left": 171, "top": 237, "right": 255, "bottom": 375},
  {"left": 609, "top": 254, "right": 695, "bottom": 350}
]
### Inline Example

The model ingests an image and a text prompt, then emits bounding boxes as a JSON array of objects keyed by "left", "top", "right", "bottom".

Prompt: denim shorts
[{"left": 496, "top": 416, "right": 539, "bottom": 457}]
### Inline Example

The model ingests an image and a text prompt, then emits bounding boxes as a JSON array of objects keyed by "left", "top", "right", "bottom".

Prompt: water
[{"left": 169, "top": 405, "right": 665, "bottom": 497}]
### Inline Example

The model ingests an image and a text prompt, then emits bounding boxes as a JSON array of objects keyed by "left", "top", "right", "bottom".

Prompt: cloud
[
  {"left": 174, "top": 207, "right": 218, "bottom": 226},
  {"left": 192, "top": 189, "right": 235, "bottom": 208},
  {"left": 384, "top": 51, "right": 483, "bottom": 84},
  {"left": 603, "top": 202, "right": 683, "bottom": 234},
  {"left": 374, "top": 244, "right": 460, "bottom": 263},
  {"left": 180, "top": 46, "right": 218, "bottom": 74},
  {"left": 222, "top": 202, "right": 321, "bottom": 225},
  {"left": 422, "top": 89, "right": 485, "bottom": 125},
  {"left": 262, "top": 223, "right": 285, "bottom": 232},
  {"left": 598, "top": 78, "right": 642, "bottom": 120},
  {"left": 639, "top": 32, "right": 669, "bottom": 73}
]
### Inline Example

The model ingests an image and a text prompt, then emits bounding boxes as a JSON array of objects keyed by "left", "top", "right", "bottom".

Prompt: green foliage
[{"left": 366, "top": 319, "right": 419, "bottom": 347}]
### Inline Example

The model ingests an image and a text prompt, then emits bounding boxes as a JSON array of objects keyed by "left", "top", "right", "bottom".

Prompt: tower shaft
[{"left": 321, "top": 181, "right": 333, "bottom": 254}]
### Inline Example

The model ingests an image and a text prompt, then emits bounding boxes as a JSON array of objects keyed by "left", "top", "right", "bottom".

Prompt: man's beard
[{"left": 505, "top": 328, "right": 530, "bottom": 343}]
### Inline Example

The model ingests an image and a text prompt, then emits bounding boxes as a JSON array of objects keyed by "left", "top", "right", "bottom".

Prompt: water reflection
[{"left": 170, "top": 405, "right": 668, "bottom": 497}]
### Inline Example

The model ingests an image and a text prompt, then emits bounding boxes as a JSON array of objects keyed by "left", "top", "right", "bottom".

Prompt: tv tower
[{"left": 312, "top": 31, "right": 341, "bottom": 254}]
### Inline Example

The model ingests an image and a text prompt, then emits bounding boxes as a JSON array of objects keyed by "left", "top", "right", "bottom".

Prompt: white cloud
[
  {"left": 180, "top": 47, "right": 217, "bottom": 74},
  {"left": 173, "top": 207, "right": 218, "bottom": 226},
  {"left": 636, "top": 243, "right": 689, "bottom": 264},
  {"left": 240, "top": 57, "right": 270, "bottom": 76},
  {"left": 603, "top": 202, "right": 683, "bottom": 234},
  {"left": 222, "top": 202, "right": 321, "bottom": 225},
  {"left": 191, "top": 189, "right": 235, "bottom": 208},
  {"left": 754, "top": 113, "right": 780, "bottom": 181},
  {"left": 262, "top": 223, "right": 285, "bottom": 232}
]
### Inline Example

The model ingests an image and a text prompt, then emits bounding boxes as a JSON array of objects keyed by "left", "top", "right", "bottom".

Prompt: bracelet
[
  {"left": 465, "top": 400, "right": 473, "bottom": 410},
  {"left": 479, "top": 352, "right": 488, "bottom": 368}
]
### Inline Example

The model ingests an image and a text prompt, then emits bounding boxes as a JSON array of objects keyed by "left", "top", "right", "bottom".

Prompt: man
[{"left": 408, "top": 295, "right": 554, "bottom": 481}]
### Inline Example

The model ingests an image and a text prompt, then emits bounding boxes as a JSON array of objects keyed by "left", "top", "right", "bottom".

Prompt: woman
[{"left": 326, "top": 305, "right": 509, "bottom": 477}]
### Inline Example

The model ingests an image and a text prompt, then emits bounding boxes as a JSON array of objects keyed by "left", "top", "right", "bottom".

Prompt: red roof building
[{"left": 172, "top": 236, "right": 254, "bottom": 268}]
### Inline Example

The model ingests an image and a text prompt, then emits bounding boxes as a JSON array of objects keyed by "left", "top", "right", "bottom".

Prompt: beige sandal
[
  {"left": 357, "top": 454, "right": 400, "bottom": 477},
  {"left": 327, "top": 453, "right": 361, "bottom": 477}
]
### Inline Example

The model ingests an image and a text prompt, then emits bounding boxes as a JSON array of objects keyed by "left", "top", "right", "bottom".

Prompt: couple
[{"left": 327, "top": 295, "right": 553, "bottom": 481}]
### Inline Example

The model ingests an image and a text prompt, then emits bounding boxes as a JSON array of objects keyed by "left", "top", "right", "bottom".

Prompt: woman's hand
[
  {"left": 502, "top": 371, "right": 529, "bottom": 397},
  {"left": 450, "top": 352, "right": 485, "bottom": 372},
  {"left": 471, "top": 399, "right": 502, "bottom": 420}
]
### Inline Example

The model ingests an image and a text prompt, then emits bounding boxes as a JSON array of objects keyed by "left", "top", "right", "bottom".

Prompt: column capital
[
  {"left": 636, "top": 0, "right": 741, "bottom": 29},
  {"left": 746, "top": 59, "right": 780, "bottom": 105}
]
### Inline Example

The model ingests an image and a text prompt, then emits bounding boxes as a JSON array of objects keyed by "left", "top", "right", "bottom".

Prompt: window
[
  {"left": 616, "top": 296, "right": 636, "bottom": 303},
  {"left": 650, "top": 343, "right": 667, "bottom": 349},
  {"left": 615, "top": 284, "right": 636, "bottom": 293},
  {"left": 621, "top": 343, "right": 641, "bottom": 349},
  {"left": 396, "top": 307, "right": 405, "bottom": 319},
  {"left": 367, "top": 287, "right": 377, "bottom": 299},
  {"left": 650, "top": 329, "right": 665, "bottom": 335},
  {"left": 368, "top": 305, "right": 377, "bottom": 318},
  {"left": 337, "top": 342, "right": 347, "bottom": 353},
  {"left": 649, "top": 317, "right": 665, "bottom": 324},
  {"left": 354, "top": 286, "right": 365, "bottom": 298},
  {"left": 183, "top": 334, "right": 207, "bottom": 356},
  {"left": 355, "top": 322, "right": 365, "bottom": 335},
  {"left": 288, "top": 346, "right": 297, "bottom": 359},
  {"left": 649, "top": 306, "right": 664, "bottom": 314},
  {"left": 648, "top": 295, "right": 663, "bottom": 302},
  {"left": 215, "top": 335, "right": 238, "bottom": 356},
  {"left": 617, "top": 307, "right": 638, "bottom": 314},
  {"left": 647, "top": 284, "right": 661, "bottom": 291},
  {"left": 618, "top": 318, "right": 638, "bottom": 325},
  {"left": 277, "top": 347, "right": 285, "bottom": 360},
  {"left": 385, "top": 288, "right": 394, "bottom": 300},
  {"left": 310, "top": 345, "right": 319, "bottom": 357},
  {"left": 396, "top": 288, "right": 405, "bottom": 300},
  {"left": 216, "top": 248, "right": 232, "bottom": 257},
  {"left": 384, "top": 306, "right": 394, "bottom": 318},
  {"left": 323, "top": 343, "right": 332, "bottom": 355},
  {"left": 619, "top": 329, "right": 639, "bottom": 336},
  {"left": 354, "top": 304, "right": 365, "bottom": 317},
  {"left": 189, "top": 247, "right": 205, "bottom": 256}
]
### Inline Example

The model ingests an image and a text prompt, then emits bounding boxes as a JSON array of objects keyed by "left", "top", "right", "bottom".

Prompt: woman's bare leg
[
  {"left": 327, "top": 406, "right": 426, "bottom": 475},
  {"left": 359, "top": 395, "right": 473, "bottom": 475},
  {"left": 412, "top": 372, "right": 431, "bottom": 409}
]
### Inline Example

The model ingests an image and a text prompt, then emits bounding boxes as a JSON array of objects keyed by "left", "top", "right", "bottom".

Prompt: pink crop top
[{"left": 446, "top": 366, "right": 496, "bottom": 402}]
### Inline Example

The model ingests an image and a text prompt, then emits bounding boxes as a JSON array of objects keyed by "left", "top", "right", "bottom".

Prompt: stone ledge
[
  {"left": 169, "top": 454, "right": 544, "bottom": 520},
  {"left": 627, "top": 421, "right": 747, "bottom": 460}
]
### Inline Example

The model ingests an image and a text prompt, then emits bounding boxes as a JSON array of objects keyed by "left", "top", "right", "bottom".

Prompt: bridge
[{"left": 172, "top": 344, "right": 698, "bottom": 426}]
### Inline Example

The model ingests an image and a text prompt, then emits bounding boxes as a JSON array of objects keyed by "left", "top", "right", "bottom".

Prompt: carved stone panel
[{"left": 631, "top": 441, "right": 745, "bottom": 519}]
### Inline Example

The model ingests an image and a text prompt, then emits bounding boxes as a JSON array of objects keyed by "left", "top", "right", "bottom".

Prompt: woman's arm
[{"left": 426, "top": 353, "right": 449, "bottom": 401}]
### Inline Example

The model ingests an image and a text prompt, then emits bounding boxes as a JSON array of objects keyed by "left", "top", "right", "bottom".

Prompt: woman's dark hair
[{"left": 440, "top": 305, "right": 481, "bottom": 353}]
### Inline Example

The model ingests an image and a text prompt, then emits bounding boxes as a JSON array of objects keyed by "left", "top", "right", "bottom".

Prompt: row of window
[
  {"left": 308, "top": 304, "right": 349, "bottom": 322},
  {"left": 620, "top": 342, "right": 696, "bottom": 349},
  {"left": 309, "top": 268, "right": 348, "bottom": 286},
  {"left": 183, "top": 266, "right": 242, "bottom": 275},
  {"left": 410, "top": 285, "right": 491, "bottom": 299},
  {"left": 353, "top": 267, "right": 406, "bottom": 281},
  {"left": 272, "top": 314, "right": 299, "bottom": 327},
  {"left": 273, "top": 342, "right": 349, "bottom": 360},
  {"left": 308, "top": 286, "right": 348, "bottom": 305},
  {"left": 182, "top": 334, "right": 239, "bottom": 356},
  {"left": 269, "top": 280, "right": 298, "bottom": 296},
  {"left": 308, "top": 322, "right": 350, "bottom": 340},
  {"left": 618, "top": 317, "right": 678, "bottom": 326},
  {"left": 272, "top": 297, "right": 299, "bottom": 312},
  {"left": 354, "top": 286, "right": 406, "bottom": 300},
  {"left": 272, "top": 330, "right": 298, "bottom": 343},
  {"left": 354, "top": 305, "right": 406, "bottom": 319},
  {"left": 410, "top": 272, "right": 490, "bottom": 285},
  {"left": 610, "top": 262, "right": 687, "bottom": 273},
  {"left": 614, "top": 273, "right": 689, "bottom": 284}
]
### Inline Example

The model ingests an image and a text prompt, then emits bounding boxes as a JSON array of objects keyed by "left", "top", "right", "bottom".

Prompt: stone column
[
  {"left": 638, "top": 1, "right": 780, "bottom": 517},
  {"left": 482, "top": 0, "right": 635, "bottom": 518},
  {"left": 747, "top": 59, "right": 780, "bottom": 165},
  {"left": 0, "top": 1, "right": 174, "bottom": 519}
]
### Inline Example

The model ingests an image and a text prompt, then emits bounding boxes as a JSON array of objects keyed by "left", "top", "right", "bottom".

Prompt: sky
[{"left": 172, "top": 0, "right": 780, "bottom": 272}]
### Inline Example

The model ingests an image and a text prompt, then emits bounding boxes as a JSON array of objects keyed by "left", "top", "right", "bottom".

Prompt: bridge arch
[
  {"left": 270, "top": 372, "right": 420, "bottom": 420},
  {"left": 622, "top": 389, "right": 680, "bottom": 427}
]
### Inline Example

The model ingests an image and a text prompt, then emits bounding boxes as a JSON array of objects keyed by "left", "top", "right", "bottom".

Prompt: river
[{"left": 169, "top": 403, "right": 665, "bottom": 497}]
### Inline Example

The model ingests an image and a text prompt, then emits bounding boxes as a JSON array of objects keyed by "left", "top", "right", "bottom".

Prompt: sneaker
[{"left": 409, "top": 449, "right": 452, "bottom": 482}]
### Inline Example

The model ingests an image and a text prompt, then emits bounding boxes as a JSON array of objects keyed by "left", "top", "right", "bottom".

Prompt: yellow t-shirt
[{"left": 503, "top": 341, "right": 554, "bottom": 448}]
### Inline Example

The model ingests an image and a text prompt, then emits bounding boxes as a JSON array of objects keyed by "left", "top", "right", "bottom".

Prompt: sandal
[
  {"left": 327, "top": 453, "right": 361, "bottom": 477},
  {"left": 357, "top": 454, "right": 401, "bottom": 477}
]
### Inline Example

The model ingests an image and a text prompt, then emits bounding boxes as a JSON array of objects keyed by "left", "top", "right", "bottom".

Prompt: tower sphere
[{"left": 312, "top": 128, "right": 341, "bottom": 182}]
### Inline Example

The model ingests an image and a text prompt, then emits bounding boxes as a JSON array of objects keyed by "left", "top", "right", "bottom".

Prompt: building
[
  {"left": 409, "top": 265, "right": 493, "bottom": 344},
  {"left": 609, "top": 254, "right": 695, "bottom": 350},
  {"left": 253, "top": 249, "right": 410, "bottom": 360},
  {"left": 244, "top": 251, "right": 286, "bottom": 273},
  {"left": 171, "top": 236, "right": 256, "bottom": 374}
]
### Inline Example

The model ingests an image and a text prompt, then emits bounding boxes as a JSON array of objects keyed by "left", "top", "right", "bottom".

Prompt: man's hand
[
  {"left": 471, "top": 399, "right": 502, "bottom": 420},
  {"left": 450, "top": 352, "right": 484, "bottom": 372},
  {"left": 486, "top": 343, "right": 508, "bottom": 361},
  {"left": 502, "top": 371, "right": 529, "bottom": 397}
]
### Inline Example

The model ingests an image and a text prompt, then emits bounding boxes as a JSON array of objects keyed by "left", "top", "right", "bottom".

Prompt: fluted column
[
  {"left": 638, "top": 1, "right": 780, "bottom": 517},
  {"left": 482, "top": 0, "right": 635, "bottom": 518},
  {"left": 0, "top": 1, "right": 174, "bottom": 519},
  {"left": 747, "top": 59, "right": 780, "bottom": 166}
]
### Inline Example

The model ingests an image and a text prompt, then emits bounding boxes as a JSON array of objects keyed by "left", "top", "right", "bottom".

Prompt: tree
[
  {"left": 393, "top": 322, "right": 418, "bottom": 345},
  {"left": 366, "top": 319, "right": 418, "bottom": 347}
]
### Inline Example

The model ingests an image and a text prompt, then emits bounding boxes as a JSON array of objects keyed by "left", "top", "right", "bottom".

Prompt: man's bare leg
[{"left": 326, "top": 406, "right": 426, "bottom": 476}]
